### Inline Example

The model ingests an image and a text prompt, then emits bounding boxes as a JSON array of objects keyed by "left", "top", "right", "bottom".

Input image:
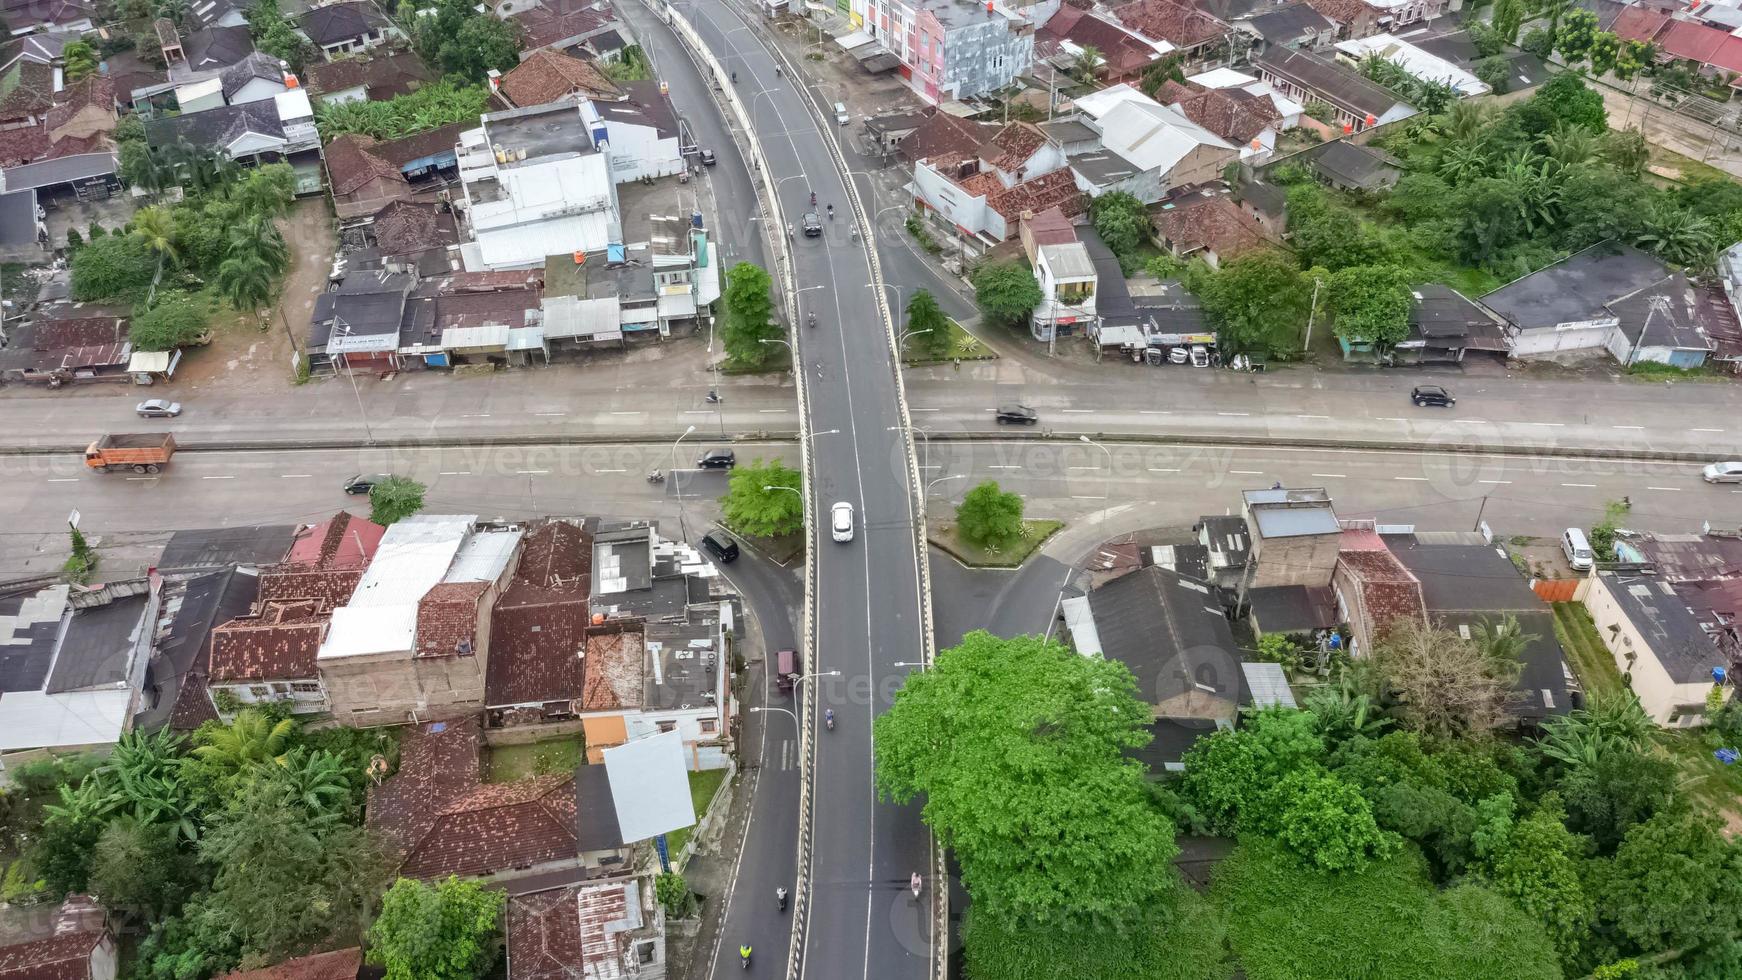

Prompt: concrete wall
[
  {"left": 913, "top": 160, "right": 994, "bottom": 238},
  {"left": 90, "top": 934, "right": 118, "bottom": 980},
  {"left": 1508, "top": 320, "right": 1616, "bottom": 357},
  {"left": 1246, "top": 529, "right": 1340, "bottom": 589},
  {"left": 1582, "top": 574, "right": 1721, "bottom": 726},
  {"left": 319, "top": 650, "right": 489, "bottom": 727}
]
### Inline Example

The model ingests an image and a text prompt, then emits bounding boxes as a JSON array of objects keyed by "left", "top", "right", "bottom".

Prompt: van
[
  {"left": 834, "top": 102, "right": 849, "bottom": 126},
  {"left": 701, "top": 530, "right": 740, "bottom": 564},
  {"left": 776, "top": 648, "right": 797, "bottom": 695},
  {"left": 1562, "top": 527, "right": 1594, "bottom": 570}
]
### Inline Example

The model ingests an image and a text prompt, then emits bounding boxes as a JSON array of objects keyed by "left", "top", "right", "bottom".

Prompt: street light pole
[
  {"left": 1079, "top": 435, "right": 1112, "bottom": 521},
  {"left": 888, "top": 423, "right": 930, "bottom": 476},
  {"left": 673, "top": 424, "right": 696, "bottom": 541},
  {"left": 924, "top": 473, "right": 970, "bottom": 518}
]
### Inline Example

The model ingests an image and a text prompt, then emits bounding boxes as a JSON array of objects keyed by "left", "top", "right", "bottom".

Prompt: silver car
[
  {"left": 135, "top": 399, "right": 181, "bottom": 418},
  {"left": 1703, "top": 461, "right": 1742, "bottom": 484},
  {"left": 831, "top": 501, "right": 855, "bottom": 543}
]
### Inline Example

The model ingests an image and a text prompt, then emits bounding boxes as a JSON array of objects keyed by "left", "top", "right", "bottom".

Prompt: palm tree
[
  {"left": 1437, "top": 99, "right": 1493, "bottom": 146},
  {"left": 1303, "top": 675, "right": 1392, "bottom": 743},
  {"left": 1538, "top": 691, "right": 1653, "bottom": 768},
  {"left": 1073, "top": 45, "right": 1104, "bottom": 83},
  {"left": 131, "top": 205, "right": 179, "bottom": 282},
  {"left": 271, "top": 748, "right": 354, "bottom": 825},
  {"left": 193, "top": 709, "right": 297, "bottom": 774},
  {"left": 1471, "top": 614, "right": 1534, "bottom": 685},
  {"left": 1541, "top": 121, "right": 1596, "bottom": 168},
  {"left": 1635, "top": 203, "right": 1716, "bottom": 268},
  {"left": 1436, "top": 142, "right": 1489, "bottom": 186},
  {"left": 216, "top": 250, "right": 276, "bottom": 318}
]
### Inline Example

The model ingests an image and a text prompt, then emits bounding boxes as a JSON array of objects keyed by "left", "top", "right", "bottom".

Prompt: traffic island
[
  {"left": 900, "top": 318, "right": 997, "bottom": 366},
  {"left": 927, "top": 519, "right": 1063, "bottom": 569},
  {"left": 732, "top": 528, "right": 805, "bottom": 566}
]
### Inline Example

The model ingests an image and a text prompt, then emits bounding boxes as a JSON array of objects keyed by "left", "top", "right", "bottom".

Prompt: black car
[
  {"left": 701, "top": 530, "right": 740, "bottom": 563},
  {"left": 342, "top": 473, "right": 390, "bottom": 495},
  {"left": 699, "top": 148, "right": 717, "bottom": 166},
  {"left": 1411, "top": 384, "right": 1455, "bottom": 408},
  {"left": 697, "top": 448, "right": 737, "bottom": 469},
  {"left": 995, "top": 404, "right": 1039, "bottom": 425},
  {"left": 802, "top": 211, "right": 822, "bottom": 237}
]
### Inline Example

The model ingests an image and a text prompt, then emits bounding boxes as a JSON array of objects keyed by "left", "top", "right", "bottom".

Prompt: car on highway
[
  {"left": 342, "top": 473, "right": 391, "bottom": 495},
  {"left": 831, "top": 501, "right": 855, "bottom": 542},
  {"left": 135, "top": 399, "right": 181, "bottom": 418},
  {"left": 698, "top": 448, "right": 737, "bottom": 469},
  {"left": 1411, "top": 384, "right": 1455, "bottom": 407},
  {"left": 701, "top": 529, "right": 739, "bottom": 564},
  {"left": 802, "top": 211, "right": 822, "bottom": 237},
  {"left": 699, "top": 148, "right": 716, "bottom": 166},
  {"left": 995, "top": 404, "right": 1039, "bottom": 425},
  {"left": 1704, "top": 461, "right": 1742, "bottom": 484}
]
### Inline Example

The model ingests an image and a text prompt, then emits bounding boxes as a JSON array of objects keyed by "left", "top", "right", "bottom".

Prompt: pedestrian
[{"left": 952, "top": 358, "right": 960, "bottom": 372}]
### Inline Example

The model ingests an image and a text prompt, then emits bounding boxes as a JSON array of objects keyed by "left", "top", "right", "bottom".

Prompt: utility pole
[
  {"left": 1302, "top": 275, "right": 1323, "bottom": 354},
  {"left": 1472, "top": 493, "right": 1490, "bottom": 534}
]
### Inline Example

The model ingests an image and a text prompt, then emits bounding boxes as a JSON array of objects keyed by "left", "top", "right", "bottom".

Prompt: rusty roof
[
  {"left": 415, "top": 580, "right": 489, "bottom": 659},
  {"left": 902, "top": 109, "right": 996, "bottom": 166},
  {"left": 578, "top": 621, "right": 645, "bottom": 712},
  {"left": 217, "top": 948, "right": 366, "bottom": 980},
  {"left": 0, "top": 930, "right": 104, "bottom": 980},
  {"left": 507, "top": 879, "right": 638, "bottom": 980},
  {"left": 207, "top": 611, "right": 324, "bottom": 682},
  {"left": 986, "top": 169, "right": 1088, "bottom": 224},
  {"left": 1113, "top": 0, "right": 1229, "bottom": 47},
  {"left": 29, "top": 316, "right": 125, "bottom": 350},
  {"left": 1171, "top": 87, "right": 1279, "bottom": 144},
  {"left": 986, "top": 122, "right": 1047, "bottom": 173},
  {"left": 1338, "top": 543, "right": 1427, "bottom": 635},
  {"left": 398, "top": 773, "right": 578, "bottom": 880},
  {"left": 498, "top": 48, "right": 622, "bottom": 108},
  {"left": 1152, "top": 191, "right": 1272, "bottom": 259},
  {"left": 367, "top": 716, "right": 484, "bottom": 858},
  {"left": 487, "top": 522, "right": 594, "bottom": 708},
  {"left": 324, "top": 133, "right": 404, "bottom": 197}
]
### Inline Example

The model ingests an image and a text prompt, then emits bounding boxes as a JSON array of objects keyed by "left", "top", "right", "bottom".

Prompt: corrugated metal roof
[
  {"left": 0, "top": 690, "right": 131, "bottom": 751},
  {"left": 542, "top": 294, "right": 621, "bottom": 340},
  {"left": 1240, "top": 661, "right": 1296, "bottom": 708},
  {"left": 441, "top": 324, "right": 511, "bottom": 350},
  {"left": 444, "top": 527, "right": 524, "bottom": 584}
]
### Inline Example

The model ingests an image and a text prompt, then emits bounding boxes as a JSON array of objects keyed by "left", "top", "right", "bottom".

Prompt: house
[
  {"left": 173, "top": 24, "right": 255, "bottom": 74},
  {"left": 455, "top": 103, "right": 620, "bottom": 271},
  {"left": 307, "top": 270, "right": 413, "bottom": 370},
  {"left": 1615, "top": 529, "right": 1742, "bottom": 582},
  {"left": 850, "top": 0, "right": 1037, "bottom": 103},
  {"left": 1481, "top": 242, "right": 1718, "bottom": 368},
  {"left": 1396, "top": 284, "right": 1511, "bottom": 363},
  {"left": 509, "top": 0, "right": 623, "bottom": 59},
  {"left": 144, "top": 89, "right": 320, "bottom": 190},
  {"left": 507, "top": 878, "right": 666, "bottom": 980},
  {"left": 1384, "top": 529, "right": 1572, "bottom": 723},
  {"left": 156, "top": 523, "right": 300, "bottom": 573},
  {"left": 1583, "top": 570, "right": 1734, "bottom": 726},
  {"left": 297, "top": 1, "right": 397, "bottom": 61},
  {"left": 912, "top": 160, "right": 1086, "bottom": 245},
  {"left": 0, "top": 312, "right": 130, "bottom": 384},
  {"left": 140, "top": 566, "right": 262, "bottom": 733},
  {"left": 366, "top": 199, "right": 461, "bottom": 275},
  {"left": 305, "top": 50, "right": 433, "bottom": 104},
  {"left": 1245, "top": 3, "right": 1337, "bottom": 51},
  {"left": 493, "top": 48, "right": 621, "bottom": 108},
  {"left": 1239, "top": 486, "right": 1342, "bottom": 595},
  {"left": 324, "top": 133, "right": 414, "bottom": 220},
  {"left": 1332, "top": 527, "right": 1425, "bottom": 657},
  {"left": 186, "top": 0, "right": 249, "bottom": 30},
  {"left": 0, "top": 74, "right": 120, "bottom": 200},
  {"left": 1415, "top": 30, "right": 1547, "bottom": 95},
  {"left": 1185, "top": 66, "right": 1308, "bottom": 129},
  {"left": 1041, "top": 5, "right": 1169, "bottom": 82},
  {"left": 1069, "top": 85, "right": 1237, "bottom": 204},
  {"left": 1164, "top": 84, "right": 1282, "bottom": 159},
  {"left": 1254, "top": 46, "right": 1415, "bottom": 132},
  {"left": 1151, "top": 185, "right": 1275, "bottom": 269},
  {"left": 1234, "top": 176, "right": 1287, "bottom": 235},
  {"left": 0, "top": 581, "right": 152, "bottom": 766},
  {"left": 486, "top": 519, "right": 593, "bottom": 727},
  {"left": 0, "top": 0, "right": 94, "bottom": 36},
  {"left": 217, "top": 947, "right": 373, "bottom": 979},
  {"left": 1304, "top": 0, "right": 1452, "bottom": 39},
  {"left": 1063, "top": 565, "right": 1281, "bottom": 771},
  {"left": 1335, "top": 33, "right": 1489, "bottom": 97},
  {"left": 205, "top": 595, "right": 332, "bottom": 717},
  {"left": 1112, "top": 0, "right": 1236, "bottom": 68},
  {"left": 0, "top": 896, "right": 115, "bottom": 980},
  {"left": 1020, "top": 208, "right": 1096, "bottom": 343},
  {"left": 1304, "top": 139, "right": 1402, "bottom": 191},
  {"left": 581, "top": 80, "right": 683, "bottom": 182},
  {"left": 899, "top": 109, "right": 995, "bottom": 167},
  {"left": 391, "top": 269, "right": 547, "bottom": 365},
  {"left": 863, "top": 111, "right": 928, "bottom": 156},
  {"left": 216, "top": 50, "right": 293, "bottom": 107},
  {"left": 367, "top": 716, "right": 632, "bottom": 881}
]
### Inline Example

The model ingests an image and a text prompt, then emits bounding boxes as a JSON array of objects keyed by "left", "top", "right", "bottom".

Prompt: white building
[
  {"left": 1033, "top": 242, "right": 1097, "bottom": 341},
  {"left": 1335, "top": 33, "right": 1489, "bottom": 98},
  {"left": 455, "top": 105, "right": 622, "bottom": 271},
  {"left": 581, "top": 81, "right": 684, "bottom": 184}
]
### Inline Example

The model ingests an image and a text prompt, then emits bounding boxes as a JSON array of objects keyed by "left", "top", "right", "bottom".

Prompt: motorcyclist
[
  {"left": 740, "top": 944, "right": 753, "bottom": 964},
  {"left": 826, "top": 203, "right": 834, "bottom": 219},
  {"left": 810, "top": 191, "right": 816, "bottom": 207},
  {"left": 910, "top": 872, "right": 922, "bottom": 897},
  {"left": 825, "top": 707, "right": 835, "bottom": 728},
  {"left": 731, "top": 70, "right": 737, "bottom": 83},
  {"left": 776, "top": 887, "right": 788, "bottom": 910}
]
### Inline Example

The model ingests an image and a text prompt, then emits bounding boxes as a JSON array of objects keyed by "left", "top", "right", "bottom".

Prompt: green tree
[
  {"left": 719, "top": 457, "right": 804, "bottom": 538},
  {"left": 954, "top": 480, "right": 1024, "bottom": 549},
  {"left": 61, "top": 40, "right": 98, "bottom": 81},
  {"left": 1071, "top": 44, "right": 1103, "bottom": 83},
  {"left": 1555, "top": 9, "right": 1600, "bottom": 64},
  {"left": 191, "top": 709, "right": 296, "bottom": 779},
  {"left": 367, "top": 876, "right": 505, "bottom": 980},
  {"left": 1634, "top": 202, "right": 1716, "bottom": 267},
  {"left": 655, "top": 871, "right": 696, "bottom": 918},
  {"left": 720, "top": 261, "right": 778, "bottom": 367},
  {"left": 1595, "top": 810, "right": 1742, "bottom": 968},
  {"left": 88, "top": 817, "right": 199, "bottom": 921},
  {"left": 1373, "top": 618, "right": 1516, "bottom": 741},
  {"left": 443, "top": 14, "right": 522, "bottom": 81},
  {"left": 1520, "top": 26, "right": 1555, "bottom": 58},
  {"left": 70, "top": 233, "right": 157, "bottom": 300},
  {"left": 1524, "top": 73, "right": 1607, "bottom": 136},
  {"left": 215, "top": 247, "right": 276, "bottom": 314},
  {"left": 1090, "top": 191, "right": 1149, "bottom": 263},
  {"left": 232, "top": 164, "right": 298, "bottom": 219},
  {"left": 1180, "top": 707, "right": 1325, "bottom": 835},
  {"left": 1555, "top": 747, "right": 1678, "bottom": 855},
  {"left": 369, "top": 476, "right": 427, "bottom": 526},
  {"left": 119, "top": 140, "right": 160, "bottom": 191},
  {"left": 1272, "top": 768, "right": 1400, "bottom": 872},
  {"left": 903, "top": 288, "right": 952, "bottom": 359},
  {"left": 1328, "top": 265, "right": 1413, "bottom": 349},
  {"left": 64, "top": 525, "right": 97, "bottom": 582},
  {"left": 875, "top": 631, "right": 1178, "bottom": 930},
  {"left": 1474, "top": 56, "right": 1512, "bottom": 95},
  {"left": 1492, "top": 0, "right": 1525, "bottom": 41},
  {"left": 1480, "top": 795, "right": 1594, "bottom": 966},
  {"left": 132, "top": 204, "right": 180, "bottom": 279},
  {"left": 1190, "top": 249, "right": 1311, "bottom": 355},
  {"left": 33, "top": 784, "right": 107, "bottom": 895},
  {"left": 970, "top": 259, "right": 1044, "bottom": 330},
  {"left": 267, "top": 748, "right": 356, "bottom": 826},
  {"left": 129, "top": 290, "right": 212, "bottom": 352}
]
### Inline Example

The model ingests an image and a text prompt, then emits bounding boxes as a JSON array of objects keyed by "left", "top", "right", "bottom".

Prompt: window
[
  {"left": 291, "top": 682, "right": 322, "bottom": 694},
  {"left": 656, "top": 721, "right": 676, "bottom": 734},
  {"left": 637, "top": 941, "right": 657, "bottom": 965},
  {"left": 699, "top": 718, "right": 717, "bottom": 734},
  {"left": 249, "top": 685, "right": 270, "bottom": 698}
]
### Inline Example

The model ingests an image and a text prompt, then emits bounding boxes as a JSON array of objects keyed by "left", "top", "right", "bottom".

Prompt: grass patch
[
  {"left": 721, "top": 344, "right": 792, "bottom": 375},
  {"left": 1655, "top": 728, "right": 1742, "bottom": 821},
  {"left": 1645, "top": 142, "right": 1731, "bottom": 187},
  {"left": 1551, "top": 602, "right": 1625, "bottom": 700},
  {"left": 486, "top": 736, "right": 583, "bottom": 783},
  {"left": 731, "top": 528, "right": 803, "bottom": 566},
  {"left": 928, "top": 518, "right": 1063, "bottom": 568},
  {"left": 902, "top": 317, "right": 995, "bottom": 365},
  {"left": 0, "top": 263, "right": 32, "bottom": 307},
  {"left": 1624, "top": 359, "right": 1726, "bottom": 382},
  {"left": 666, "top": 768, "right": 729, "bottom": 855}
]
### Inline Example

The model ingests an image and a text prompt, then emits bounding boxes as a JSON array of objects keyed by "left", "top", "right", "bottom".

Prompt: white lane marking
[
  {"left": 1647, "top": 486, "right": 1681, "bottom": 491},
  {"left": 1312, "top": 473, "right": 1346, "bottom": 478},
  {"left": 610, "top": 411, "right": 642, "bottom": 416},
  {"left": 1376, "top": 417, "right": 1409, "bottom": 422},
  {"left": 440, "top": 471, "right": 469, "bottom": 476},
  {"left": 46, "top": 478, "right": 78, "bottom": 483},
  {"left": 1071, "top": 495, "right": 1102, "bottom": 500},
  {"left": 1218, "top": 412, "right": 1250, "bottom": 417},
  {"left": 759, "top": 409, "right": 787, "bottom": 414},
  {"left": 1068, "top": 465, "right": 1099, "bottom": 471},
  {"left": 202, "top": 475, "right": 234, "bottom": 480},
  {"left": 462, "top": 413, "right": 491, "bottom": 418},
  {"left": 1692, "top": 427, "right": 1725, "bottom": 433},
  {"left": 1061, "top": 409, "right": 1093, "bottom": 414},
  {"left": 1478, "top": 479, "right": 1512, "bottom": 484},
  {"left": 988, "top": 464, "right": 1020, "bottom": 469},
  {"left": 1296, "top": 414, "right": 1330, "bottom": 419},
  {"left": 1562, "top": 483, "right": 1597, "bottom": 488},
  {"left": 1149, "top": 467, "right": 1181, "bottom": 472},
  {"left": 1230, "top": 469, "right": 1263, "bottom": 475},
  {"left": 1612, "top": 425, "right": 1644, "bottom": 430},
  {"left": 918, "top": 465, "right": 940, "bottom": 471},
  {"left": 1455, "top": 419, "right": 1489, "bottom": 424},
  {"left": 280, "top": 474, "right": 311, "bottom": 479},
  {"left": 1523, "top": 422, "right": 1565, "bottom": 427},
  {"left": 909, "top": 408, "right": 939, "bottom": 412},
  {"left": 684, "top": 410, "right": 712, "bottom": 414},
  {"left": 125, "top": 477, "right": 156, "bottom": 481},
  {"left": 516, "top": 470, "right": 550, "bottom": 475},
  {"left": 1394, "top": 476, "right": 1429, "bottom": 481},
  {"left": 598, "top": 468, "right": 626, "bottom": 473},
  {"left": 1140, "top": 410, "right": 1170, "bottom": 415},
  {"left": 535, "top": 412, "right": 566, "bottom": 417}
]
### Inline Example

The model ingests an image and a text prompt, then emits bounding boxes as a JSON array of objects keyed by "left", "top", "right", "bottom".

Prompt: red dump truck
[{"left": 84, "top": 433, "right": 176, "bottom": 473}]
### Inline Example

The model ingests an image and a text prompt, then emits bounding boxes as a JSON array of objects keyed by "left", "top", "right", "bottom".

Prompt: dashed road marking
[{"left": 1562, "top": 483, "right": 1597, "bottom": 488}]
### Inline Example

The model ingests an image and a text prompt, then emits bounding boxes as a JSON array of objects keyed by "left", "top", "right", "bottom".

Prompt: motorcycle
[
  {"left": 806, "top": 311, "right": 816, "bottom": 329},
  {"left": 646, "top": 470, "right": 665, "bottom": 484},
  {"left": 706, "top": 390, "right": 722, "bottom": 404},
  {"left": 826, "top": 204, "right": 834, "bottom": 220},
  {"left": 825, "top": 708, "right": 834, "bottom": 730},
  {"left": 776, "top": 888, "right": 788, "bottom": 913},
  {"left": 910, "top": 872, "right": 923, "bottom": 899}
]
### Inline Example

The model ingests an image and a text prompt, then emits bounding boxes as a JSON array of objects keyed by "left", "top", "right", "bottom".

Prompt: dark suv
[
  {"left": 995, "top": 404, "right": 1039, "bottom": 425},
  {"left": 342, "top": 473, "right": 390, "bottom": 495},
  {"left": 802, "top": 211, "right": 822, "bottom": 237},
  {"left": 701, "top": 530, "right": 739, "bottom": 563},
  {"left": 1411, "top": 385, "right": 1455, "bottom": 408},
  {"left": 697, "top": 448, "right": 737, "bottom": 469}
]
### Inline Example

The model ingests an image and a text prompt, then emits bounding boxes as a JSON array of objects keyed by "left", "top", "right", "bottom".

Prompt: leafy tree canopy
[
  {"left": 1328, "top": 264, "right": 1413, "bottom": 348},
  {"left": 367, "top": 876, "right": 505, "bottom": 980},
  {"left": 130, "top": 290, "right": 213, "bottom": 352},
  {"left": 1189, "top": 249, "right": 1310, "bottom": 355},
  {"left": 720, "top": 261, "right": 778, "bottom": 367},
  {"left": 904, "top": 288, "right": 952, "bottom": 359},
  {"left": 720, "top": 457, "right": 804, "bottom": 538},
  {"left": 970, "top": 260, "right": 1044, "bottom": 330},
  {"left": 954, "top": 480, "right": 1024, "bottom": 548},
  {"left": 369, "top": 476, "right": 427, "bottom": 526},
  {"left": 71, "top": 234, "right": 157, "bottom": 301}
]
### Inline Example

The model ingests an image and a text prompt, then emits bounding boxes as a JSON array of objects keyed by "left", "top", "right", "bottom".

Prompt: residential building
[
  {"left": 307, "top": 270, "right": 413, "bottom": 370},
  {"left": 140, "top": 566, "right": 262, "bottom": 732},
  {"left": 395, "top": 269, "right": 548, "bottom": 366},
  {"left": 1068, "top": 84, "right": 1237, "bottom": 204},
  {"left": 0, "top": 311, "right": 130, "bottom": 384},
  {"left": 1334, "top": 33, "right": 1488, "bottom": 97},
  {"left": 1151, "top": 184, "right": 1275, "bottom": 269},
  {"left": 1481, "top": 242, "right": 1719, "bottom": 368},
  {"left": 486, "top": 519, "right": 593, "bottom": 727},
  {"left": 0, "top": 896, "right": 115, "bottom": 980},
  {"left": 0, "top": 0, "right": 94, "bottom": 36},
  {"left": 162, "top": 23, "right": 253, "bottom": 75},
  {"left": 365, "top": 199, "right": 462, "bottom": 276},
  {"left": 1239, "top": 486, "right": 1342, "bottom": 593},
  {"left": 493, "top": 48, "right": 621, "bottom": 108},
  {"left": 211, "top": 50, "right": 293, "bottom": 109},
  {"left": 1112, "top": 0, "right": 1236, "bottom": 68},
  {"left": 508, "top": 878, "right": 666, "bottom": 980},
  {"left": 1040, "top": 5, "right": 1170, "bottom": 82},
  {"left": 1254, "top": 46, "right": 1415, "bottom": 131},
  {"left": 1304, "top": 0, "right": 1451, "bottom": 39},
  {"left": 1331, "top": 526, "right": 1425, "bottom": 657},
  {"left": 508, "top": 0, "right": 625, "bottom": 60},
  {"left": 305, "top": 50, "right": 433, "bottom": 104},
  {"left": 1185, "top": 66, "right": 1307, "bottom": 129},
  {"left": 297, "top": 1, "right": 397, "bottom": 61},
  {"left": 1304, "top": 139, "right": 1402, "bottom": 191},
  {"left": 863, "top": 111, "right": 929, "bottom": 156},
  {"left": 1244, "top": 3, "right": 1337, "bottom": 51},
  {"left": 1394, "top": 284, "right": 1510, "bottom": 363},
  {"left": 323, "top": 122, "right": 467, "bottom": 220},
  {"left": 0, "top": 74, "right": 120, "bottom": 202},
  {"left": 1161, "top": 82, "right": 1282, "bottom": 160},
  {"left": 206, "top": 596, "right": 332, "bottom": 717},
  {"left": 580, "top": 80, "right": 683, "bottom": 183},
  {"left": 1583, "top": 570, "right": 1734, "bottom": 726},
  {"left": 186, "top": 0, "right": 249, "bottom": 30},
  {"left": 455, "top": 103, "right": 620, "bottom": 271},
  {"left": 1614, "top": 529, "right": 1742, "bottom": 581},
  {"left": 912, "top": 160, "right": 1086, "bottom": 244},
  {"left": 1020, "top": 208, "right": 1097, "bottom": 343},
  {"left": 316, "top": 515, "right": 523, "bottom": 727},
  {"left": 143, "top": 89, "right": 321, "bottom": 191},
  {"left": 850, "top": 0, "right": 1038, "bottom": 103}
]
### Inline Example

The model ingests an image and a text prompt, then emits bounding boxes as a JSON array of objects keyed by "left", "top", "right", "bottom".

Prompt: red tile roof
[
  {"left": 217, "top": 948, "right": 364, "bottom": 980},
  {"left": 323, "top": 133, "right": 404, "bottom": 197},
  {"left": 507, "top": 880, "right": 637, "bottom": 980},
  {"left": 902, "top": 109, "right": 996, "bottom": 166},
  {"left": 1023, "top": 206, "right": 1078, "bottom": 246},
  {"left": 987, "top": 168, "right": 1088, "bottom": 225},
  {"left": 1338, "top": 534, "right": 1426, "bottom": 636},
  {"left": 578, "top": 621, "right": 645, "bottom": 711},
  {"left": 398, "top": 774, "right": 578, "bottom": 880},
  {"left": 30, "top": 316, "right": 125, "bottom": 350},
  {"left": 513, "top": 4, "right": 613, "bottom": 51},
  {"left": 255, "top": 567, "right": 363, "bottom": 607},
  {"left": 1657, "top": 19, "right": 1742, "bottom": 73},
  {"left": 1113, "top": 0, "right": 1229, "bottom": 47},
  {"left": 1610, "top": 4, "right": 1669, "bottom": 42},
  {"left": 286, "top": 511, "right": 384, "bottom": 569},
  {"left": 1152, "top": 192, "right": 1272, "bottom": 259},
  {"left": 498, "top": 48, "right": 622, "bottom": 108},
  {"left": 207, "top": 609, "right": 324, "bottom": 683},
  {"left": 305, "top": 51, "right": 432, "bottom": 101},
  {"left": 367, "top": 716, "right": 483, "bottom": 858},
  {"left": 0, "top": 60, "right": 55, "bottom": 122},
  {"left": 0, "top": 930, "right": 104, "bottom": 980},
  {"left": 957, "top": 169, "right": 1004, "bottom": 198},
  {"left": 1171, "top": 87, "right": 1279, "bottom": 144},
  {"left": 986, "top": 122, "right": 1047, "bottom": 174},
  {"left": 1301, "top": 0, "right": 1375, "bottom": 29},
  {"left": 1044, "top": 7, "right": 1157, "bottom": 76},
  {"left": 486, "top": 521, "right": 593, "bottom": 708},
  {"left": 416, "top": 580, "right": 489, "bottom": 659},
  {"left": 45, "top": 76, "right": 114, "bottom": 133}
]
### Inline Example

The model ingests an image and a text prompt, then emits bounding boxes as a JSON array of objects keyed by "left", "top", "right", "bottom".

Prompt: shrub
[
  {"left": 70, "top": 234, "right": 156, "bottom": 300},
  {"left": 130, "top": 291, "right": 213, "bottom": 352}
]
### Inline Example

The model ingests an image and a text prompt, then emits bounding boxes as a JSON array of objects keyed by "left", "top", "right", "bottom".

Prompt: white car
[
  {"left": 135, "top": 399, "right": 181, "bottom": 418},
  {"left": 1704, "top": 461, "right": 1742, "bottom": 484},
  {"left": 831, "top": 501, "right": 855, "bottom": 542}
]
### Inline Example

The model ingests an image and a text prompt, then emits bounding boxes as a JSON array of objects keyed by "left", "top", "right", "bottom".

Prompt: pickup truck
[{"left": 85, "top": 433, "right": 176, "bottom": 473}]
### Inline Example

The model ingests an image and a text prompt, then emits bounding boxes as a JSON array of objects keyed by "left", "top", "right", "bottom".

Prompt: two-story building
[{"left": 850, "top": 0, "right": 1037, "bottom": 103}]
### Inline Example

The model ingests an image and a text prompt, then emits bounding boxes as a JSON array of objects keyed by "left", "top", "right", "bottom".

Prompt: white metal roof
[
  {"left": 1241, "top": 661, "right": 1298, "bottom": 709},
  {"left": 176, "top": 77, "right": 223, "bottom": 101},
  {"left": 441, "top": 324, "right": 511, "bottom": 349},
  {"left": 444, "top": 527, "right": 524, "bottom": 583},
  {"left": 657, "top": 292, "right": 697, "bottom": 320},
  {"left": 1072, "top": 83, "right": 1157, "bottom": 121},
  {"left": 128, "top": 351, "right": 172, "bottom": 372},
  {"left": 542, "top": 294, "right": 622, "bottom": 339},
  {"left": 1335, "top": 34, "right": 1489, "bottom": 97},
  {"left": 274, "top": 87, "right": 313, "bottom": 121},
  {"left": 1039, "top": 242, "right": 1095, "bottom": 280},
  {"left": 0, "top": 690, "right": 131, "bottom": 752},
  {"left": 1187, "top": 67, "right": 1259, "bottom": 89},
  {"left": 1061, "top": 595, "right": 1101, "bottom": 656},
  {"left": 319, "top": 515, "right": 474, "bottom": 659},
  {"left": 506, "top": 326, "right": 545, "bottom": 350},
  {"left": 1098, "top": 101, "right": 1233, "bottom": 174}
]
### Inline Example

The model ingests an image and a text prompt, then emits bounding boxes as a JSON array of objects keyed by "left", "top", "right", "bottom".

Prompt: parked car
[
  {"left": 831, "top": 501, "right": 855, "bottom": 542},
  {"left": 698, "top": 448, "right": 737, "bottom": 469},
  {"left": 1411, "top": 384, "right": 1455, "bottom": 407},
  {"left": 995, "top": 404, "right": 1039, "bottom": 425},
  {"left": 699, "top": 148, "right": 717, "bottom": 166},
  {"left": 135, "top": 399, "right": 181, "bottom": 418},
  {"left": 701, "top": 529, "right": 739, "bottom": 563},
  {"left": 342, "top": 473, "right": 390, "bottom": 495},
  {"left": 802, "top": 211, "right": 822, "bottom": 237},
  {"left": 834, "top": 101, "right": 849, "bottom": 125},
  {"left": 1704, "top": 461, "right": 1742, "bottom": 484}
]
